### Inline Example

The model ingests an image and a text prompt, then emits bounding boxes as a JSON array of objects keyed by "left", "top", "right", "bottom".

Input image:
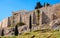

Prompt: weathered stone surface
[
  {"left": 0, "top": 29, "right": 2, "bottom": 36},
  {"left": 4, "top": 27, "right": 15, "bottom": 36},
  {"left": 0, "top": 3, "right": 60, "bottom": 36},
  {"left": 18, "top": 25, "right": 29, "bottom": 34}
]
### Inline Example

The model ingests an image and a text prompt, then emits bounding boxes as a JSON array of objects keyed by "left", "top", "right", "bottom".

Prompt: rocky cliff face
[{"left": 0, "top": 3, "right": 60, "bottom": 36}]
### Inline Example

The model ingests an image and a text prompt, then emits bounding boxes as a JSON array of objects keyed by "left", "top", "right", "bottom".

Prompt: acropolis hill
[{"left": 0, "top": 2, "right": 60, "bottom": 36}]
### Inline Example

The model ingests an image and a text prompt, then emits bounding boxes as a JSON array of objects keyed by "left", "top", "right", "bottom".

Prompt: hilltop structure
[{"left": 0, "top": 2, "right": 60, "bottom": 36}]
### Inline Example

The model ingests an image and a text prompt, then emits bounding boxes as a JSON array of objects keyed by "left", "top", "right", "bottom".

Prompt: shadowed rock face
[
  {"left": 42, "top": 12, "right": 50, "bottom": 24},
  {"left": 0, "top": 29, "right": 2, "bottom": 36}
]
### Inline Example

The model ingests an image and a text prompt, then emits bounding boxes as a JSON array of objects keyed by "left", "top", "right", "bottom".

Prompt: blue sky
[{"left": 0, "top": 0, "right": 60, "bottom": 21}]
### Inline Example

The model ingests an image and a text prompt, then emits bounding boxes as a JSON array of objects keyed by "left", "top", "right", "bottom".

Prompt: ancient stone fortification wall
[{"left": 0, "top": 3, "right": 60, "bottom": 36}]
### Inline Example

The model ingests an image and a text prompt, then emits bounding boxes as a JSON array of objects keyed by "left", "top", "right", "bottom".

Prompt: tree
[
  {"left": 44, "top": 2, "right": 45, "bottom": 7},
  {"left": 29, "top": 15, "right": 32, "bottom": 32},
  {"left": 1, "top": 29, "right": 4, "bottom": 36},
  {"left": 35, "top": 2, "right": 43, "bottom": 9},
  {"left": 14, "top": 25, "right": 19, "bottom": 36},
  {"left": 46, "top": 3, "right": 50, "bottom": 6}
]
